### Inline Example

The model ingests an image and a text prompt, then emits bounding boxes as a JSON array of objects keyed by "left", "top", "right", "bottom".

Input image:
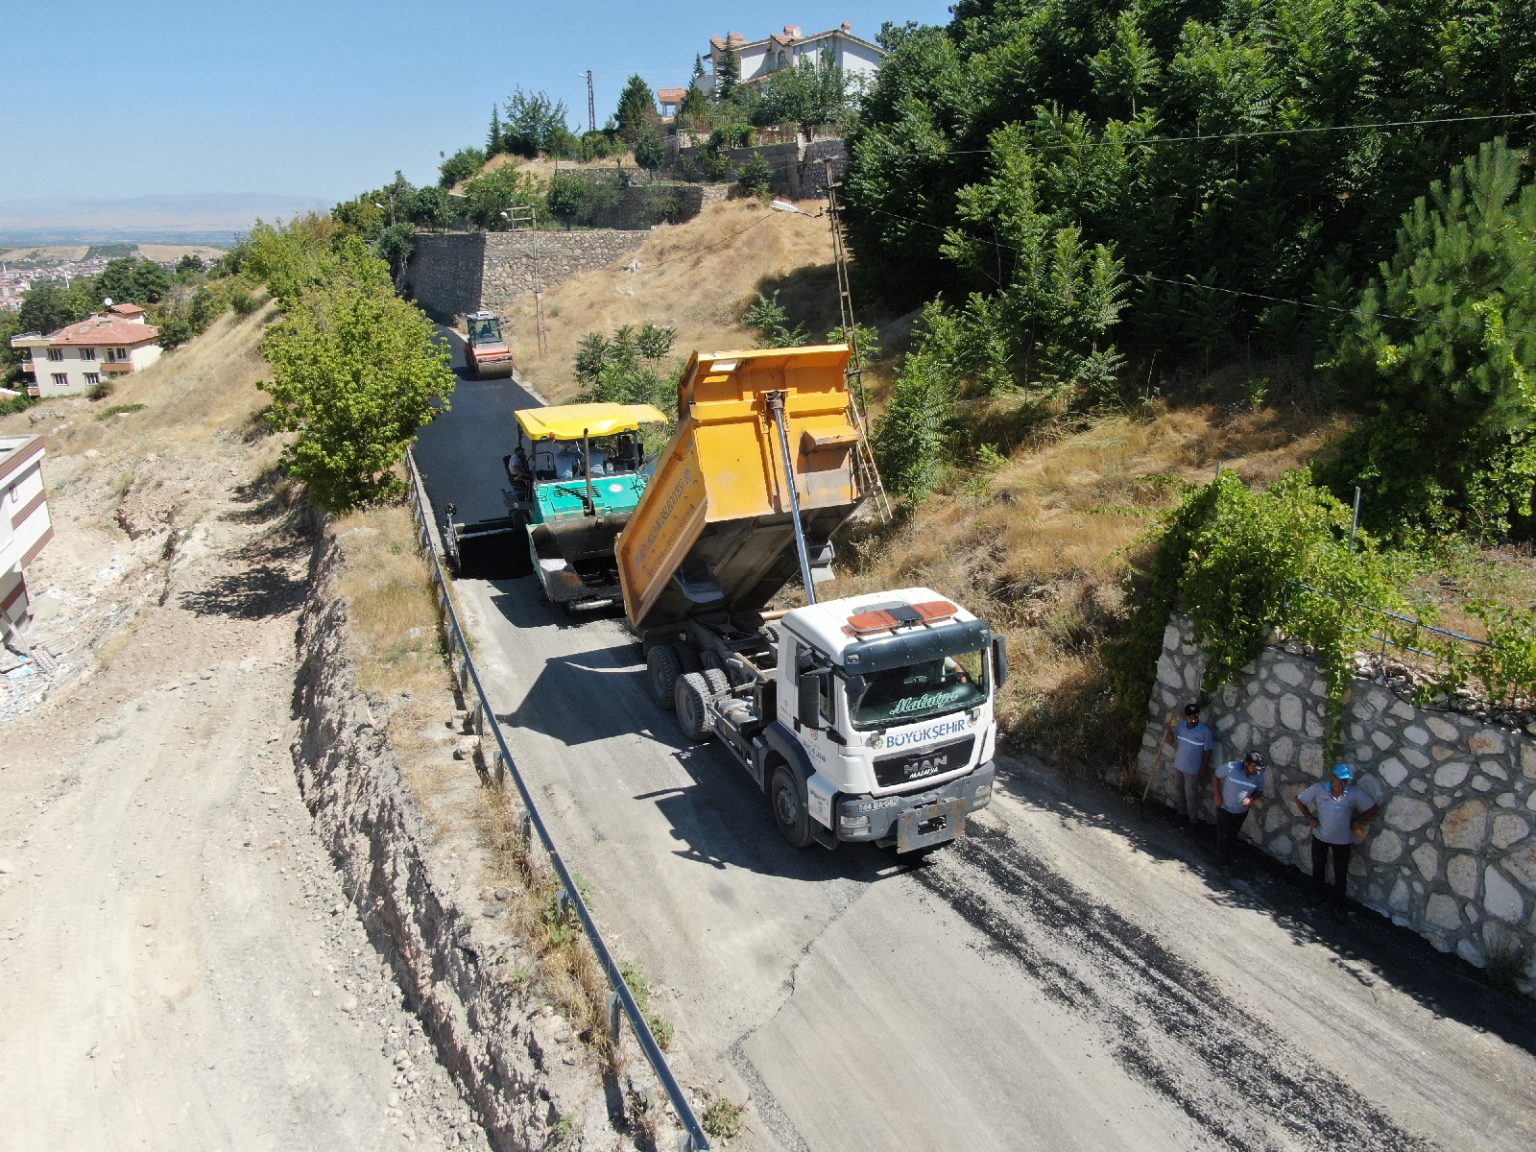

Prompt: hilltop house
[
  {"left": 10, "top": 302, "right": 161, "bottom": 399},
  {"left": 705, "top": 23, "right": 885, "bottom": 96},
  {"left": 0, "top": 434, "right": 51, "bottom": 650}
]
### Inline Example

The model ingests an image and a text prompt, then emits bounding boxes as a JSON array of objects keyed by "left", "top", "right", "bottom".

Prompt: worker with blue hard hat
[{"left": 1296, "top": 763, "right": 1380, "bottom": 921}]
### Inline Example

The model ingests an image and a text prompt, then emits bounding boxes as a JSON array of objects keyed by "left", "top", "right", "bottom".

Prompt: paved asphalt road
[{"left": 412, "top": 337, "right": 1536, "bottom": 1152}]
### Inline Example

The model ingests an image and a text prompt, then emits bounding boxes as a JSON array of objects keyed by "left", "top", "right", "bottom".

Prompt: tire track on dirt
[{"left": 919, "top": 829, "right": 1435, "bottom": 1152}]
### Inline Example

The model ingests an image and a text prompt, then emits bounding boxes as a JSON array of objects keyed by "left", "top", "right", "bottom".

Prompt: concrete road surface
[{"left": 412, "top": 367, "right": 1536, "bottom": 1152}]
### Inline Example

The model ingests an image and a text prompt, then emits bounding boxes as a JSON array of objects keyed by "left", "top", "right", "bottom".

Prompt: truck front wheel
[
  {"left": 768, "top": 762, "right": 812, "bottom": 849},
  {"left": 647, "top": 644, "right": 684, "bottom": 710}
]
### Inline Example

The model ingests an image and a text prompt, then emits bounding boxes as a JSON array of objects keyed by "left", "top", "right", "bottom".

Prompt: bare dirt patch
[{"left": 0, "top": 318, "right": 493, "bottom": 1151}]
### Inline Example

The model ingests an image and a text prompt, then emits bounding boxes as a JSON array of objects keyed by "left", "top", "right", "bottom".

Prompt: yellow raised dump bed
[{"left": 615, "top": 345, "right": 866, "bottom": 634}]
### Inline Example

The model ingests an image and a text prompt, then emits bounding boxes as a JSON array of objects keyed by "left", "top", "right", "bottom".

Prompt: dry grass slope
[
  {"left": 825, "top": 402, "right": 1349, "bottom": 768},
  {"left": 505, "top": 198, "right": 844, "bottom": 402}
]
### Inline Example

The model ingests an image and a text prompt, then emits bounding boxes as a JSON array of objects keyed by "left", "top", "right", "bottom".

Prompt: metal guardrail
[
  {"left": 404, "top": 450, "right": 711, "bottom": 1152},
  {"left": 1286, "top": 579, "right": 1494, "bottom": 661}
]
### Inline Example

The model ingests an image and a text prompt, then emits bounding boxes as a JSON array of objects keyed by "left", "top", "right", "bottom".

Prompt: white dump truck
[{"left": 614, "top": 345, "right": 1007, "bottom": 852}]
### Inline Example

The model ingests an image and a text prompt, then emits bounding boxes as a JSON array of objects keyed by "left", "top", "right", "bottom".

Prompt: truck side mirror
[
  {"left": 992, "top": 635, "right": 1009, "bottom": 689},
  {"left": 797, "top": 670, "right": 826, "bottom": 728}
]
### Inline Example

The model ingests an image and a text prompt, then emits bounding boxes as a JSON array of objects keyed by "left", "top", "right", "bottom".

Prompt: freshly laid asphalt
[{"left": 411, "top": 337, "right": 1536, "bottom": 1152}]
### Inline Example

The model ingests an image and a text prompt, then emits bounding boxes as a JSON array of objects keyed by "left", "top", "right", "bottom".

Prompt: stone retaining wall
[
  {"left": 673, "top": 138, "right": 849, "bottom": 199},
  {"left": 403, "top": 233, "right": 485, "bottom": 324},
  {"left": 1138, "top": 614, "right": 1536, "bottom": 988},
  {"left": 406, "top": 230, "right": 647, "bottom": 322}
]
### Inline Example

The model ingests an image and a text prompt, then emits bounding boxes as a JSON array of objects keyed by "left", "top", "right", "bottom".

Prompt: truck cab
[{"left": 773, "top": 590, "right": 1003, "bottom": 848}]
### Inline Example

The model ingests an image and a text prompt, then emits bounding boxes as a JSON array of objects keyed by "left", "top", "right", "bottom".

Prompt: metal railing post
[{"left": 401, "top": 450, "right": 713, "bottom": 1150}]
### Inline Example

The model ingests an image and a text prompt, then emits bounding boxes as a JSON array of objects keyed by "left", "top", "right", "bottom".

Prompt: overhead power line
[
  {"left": 935, "top": 109, "right": 1536, "bottom": 157},
  {"left": 856, "top": 202, "right": 1536, "bottom": 341}
]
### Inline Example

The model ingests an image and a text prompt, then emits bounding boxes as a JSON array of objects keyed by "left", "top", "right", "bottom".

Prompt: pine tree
[
  {"left": 615, "top": 75, "right": 657, "bottom": 144},
  {"left": 487, "top": 105, "right": 502, "bottom": 154},
  {"left": 717, "top": 40, "right": 740, "bottom": 103},
  {"left": 1325, "top": 139, "right": 1536, "bottom": 539}
]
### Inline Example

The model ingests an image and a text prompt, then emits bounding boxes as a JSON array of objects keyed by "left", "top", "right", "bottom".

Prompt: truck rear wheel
[
  {"left": 768, "top": 762, "right": 812, "bottom": 849},
  {"left": 647, "top": 644, "right": 684, "bottom": 710},
  {"left": 674, "top": 672, "right": 715, "bottom": 742}
]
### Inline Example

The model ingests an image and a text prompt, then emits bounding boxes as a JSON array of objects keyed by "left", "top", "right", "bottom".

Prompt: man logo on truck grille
[{"left": 906, "top": 754, "right": 948, "bottom": 780}]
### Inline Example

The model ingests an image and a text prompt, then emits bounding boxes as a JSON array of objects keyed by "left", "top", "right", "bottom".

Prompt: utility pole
[{"left": 580, "top": 70, "right": 596, "bottom": 133}]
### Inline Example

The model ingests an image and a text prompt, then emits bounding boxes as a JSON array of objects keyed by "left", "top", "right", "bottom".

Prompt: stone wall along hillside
[{"left": 1138, "top": 614, "right": 1536, "bottom": 991}]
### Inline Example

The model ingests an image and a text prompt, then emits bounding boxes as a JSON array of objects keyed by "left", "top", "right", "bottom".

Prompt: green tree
[
  {"left": 873, "top": 306, "right": 960, "bottom": 498},
  {"left": 175, "top": 253, "right": 206, "bottom": 277},
  {"left": 439, "top": 146, "right": 486, "bottom": 189},
  {"left": 503, "top": 88, "right": 571, "bottom": 157},
  {"left": 407, "top": 185, "right": 454, "bottom": 231},
  {"left": 131, "top": 260, "right": 172, "bottom": 303},
  {"left": 753, "top": 50, "right": 853, "bottom": 141},
  {"left": 572, "top": 326, "right": 675, "bottom": 409},
  {"left": 634, "top": 126, "right": 666, "bottom": 176},
  {"left": 261, "top": 276, "right": 455, "bottom": 510},
  {"left": 375, "top": 222, "right": 416, "bottom": 283},
  {"left": 637, "top": 322, "right": 676, "bottom": 364},
  {"left": 546, "top": 172, "right": 590, "bottom": 229},
  {"left": 735, "top": 153, "right": 773, "bottom": 199},
  {"left": 98, "top": 257, "right": 140, "bottom": 303},
  {"left": 19, "top": 281, "right": 93, "bottom": 334},
  {"left": 1088, "top": 10, "right": 1161, "bottom": 117},
  {"left": 487, "top": 104, "right": 503, "bottom": 154},
  {"left": 546, "top": 125, "right": 582, "bottom": 159},
  {"left": 716, "top": 42, "right": 740, "bottom": 102},
  {"left": 462, "top": 166, "right": 545, "bottom": 230},
  {"left": 1324, "top": 138, "right": 1536, "bottom": 540},
  {"left": 743, "top": 292, "right": 808, "bottom": 347},
  {"left": 616, "top": 74, "right": 658, "bottom": 143},
  {"left": 677, "top": 84, "right": 707, "bottom": 128},
  {"left": 242, "top": 215, "right": 362, "bottom": 309}
]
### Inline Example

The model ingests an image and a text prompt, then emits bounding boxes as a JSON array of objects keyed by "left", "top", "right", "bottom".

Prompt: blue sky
[{"left": 6, "top": 1, "right": 955, "bottom": 204}]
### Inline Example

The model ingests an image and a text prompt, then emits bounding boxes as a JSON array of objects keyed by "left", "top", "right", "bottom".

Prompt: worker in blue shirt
[
  {"left": 1297, "top": 763, "right": 1380, "bottom": 921},
  {"left": 1165, "top": 702, "right": 1214, "bottom": 830}
]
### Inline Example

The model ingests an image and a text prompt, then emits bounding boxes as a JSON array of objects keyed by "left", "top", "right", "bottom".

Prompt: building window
[
  {"left": 47, "top": 348, "right": 63, "bottom": 362},
  {"left": 79, "top": 346, "right": 97, "bottom": 361},
  {"left": 108, "top": 347, "right": 130, "bottom": 362},
  {"left": 84, "top": 373, "right": 100, "bottom": 386},
  {"left": 52, "top": 373, "right": 68, "bottom": 388}
]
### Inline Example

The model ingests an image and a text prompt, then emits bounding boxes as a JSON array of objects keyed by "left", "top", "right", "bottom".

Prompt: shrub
[
  {"left": 1107, "top": 469, "right": 1408, "bottom": 754},
  {"left": 86, "top": 381, "right": 114, "bottom": 401},
  {"left": 736, "top": 153, "right": 774, "bottom": 199}
]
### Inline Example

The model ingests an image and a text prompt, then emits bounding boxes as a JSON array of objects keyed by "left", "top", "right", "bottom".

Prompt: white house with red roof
[
  {"left": 10, "top": 302, "right": 161, "bottom": 398},
  {"left": 0, "top": 434, "right": 52, "bottom": 646},
  {"left": 705, "top": 22, "right": 885, "bottom": 96}
]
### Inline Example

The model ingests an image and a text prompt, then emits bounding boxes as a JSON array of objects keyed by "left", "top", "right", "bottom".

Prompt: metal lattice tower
[{"left": 823, "top": 159, "right": 892, "bottom": 523}]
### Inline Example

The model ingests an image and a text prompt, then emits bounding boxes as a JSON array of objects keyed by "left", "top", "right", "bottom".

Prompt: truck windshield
[{"left": 844, "top": 648, "right": 988, "bottom": 730}]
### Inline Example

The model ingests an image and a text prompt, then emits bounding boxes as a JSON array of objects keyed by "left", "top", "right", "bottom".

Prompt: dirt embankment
[
  {"left": 291, "top": 526, "right": 681, "bottom": 1150},
  {"left": 0, "top": 308, "right": 668, "bottom": 1150}
]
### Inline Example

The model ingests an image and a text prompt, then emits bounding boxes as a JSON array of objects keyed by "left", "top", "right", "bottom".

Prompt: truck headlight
[
  {"left": 972, "top": 779, "right": 993, "bottom": 807},
  {"left": 839, "top": 812, "right": 870, "bottom": 833}
]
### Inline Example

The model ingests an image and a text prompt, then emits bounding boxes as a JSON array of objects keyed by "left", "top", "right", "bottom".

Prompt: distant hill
[{"left": 0, "top": 193, "right": 329, "bottom": 246}]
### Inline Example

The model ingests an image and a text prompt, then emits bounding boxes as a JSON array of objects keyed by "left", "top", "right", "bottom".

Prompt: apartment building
[
  {"left": 0, "top": 434, "right": 52, "bottom": 643},
  {"left": 706, "top": 23, "right": 886, "bottom": 96},
  {"left": 10, "top": 302, "right": 161, "bottom": 398}
]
